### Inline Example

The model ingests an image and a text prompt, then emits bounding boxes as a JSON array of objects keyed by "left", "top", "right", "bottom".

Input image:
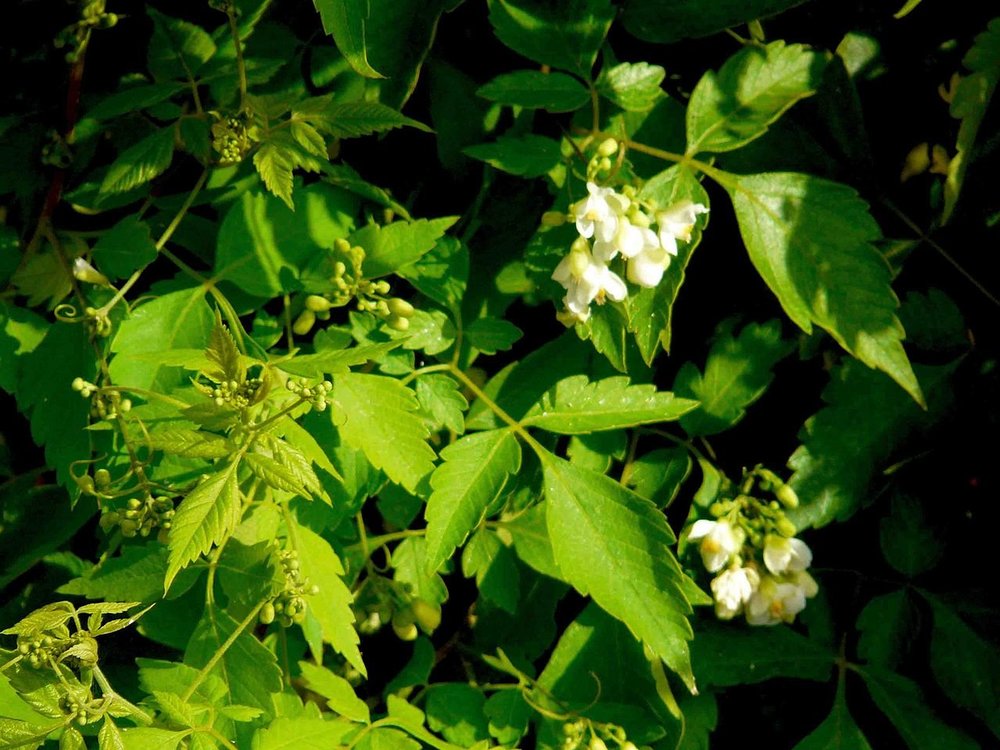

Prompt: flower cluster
[
  {"left": 685, "top": 471, "right": 818, "bottom": 626},
  {"left": 551, "top": 151, "right": 708, "bottom": 324}
]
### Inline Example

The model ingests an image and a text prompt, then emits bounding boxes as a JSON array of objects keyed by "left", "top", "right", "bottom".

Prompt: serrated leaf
[
  {"left": 348, "top": 217, "right": 458, "bottom": 279},
  {"left": 296, "top": 100, "right": 431, "bottom": 138},
  {"left": 217, "top": 540, "right": 283, "bottom": 619},
  {"left": 856, "top": 590, "right": 919, "bottom": 669},
  {"left": 396, "top": 308, "right": 456, "bottom": 355},
  {"left": 166, "top": 460, "right": 243, "bottom": 590},
  {"left": 541, "top": 453, "right": 698, "bottom": 690},
  {"left": 0, "top": 303, "right": 46, "bottom": 393},
  {"left": 425, "top": 429, "right": 522, "bottom": 573},
  {"left": 687, "top": 42, "right": 826, "bottom": 154},
  {"left": 626, "top": 447, "right": 691, "bottom": 508},
  {"left": 298, "top": 662, "right": 370, "bottom": 723},
  {"left": 945, "top": 18, "right": 1000, "bottom": 222},
  {"left": 253, "top": 143, "right": 295, "bottom": 210},
  {"left": 879, "top": 493, "right": 944, "bottom": 577},
  {"left": 522, "top": 375, "right": 697, "bottom": 434},
  {"left": 787, "top": 361, "right": 949, "bottom": 529},
  {"left": 1, "top": 602, "right": 75, "bottom": 636},
  {"left": 10, "top": 250, "right": 72, "bottom": 310},
  {"left": 464, "top": 134, "right": 562, "bottom": 178},
  {"left": 91, "top": 216, "right": 158, "bottom": 281},
  {"left": 729, "top": 171, "right": 922, "bottom": 404},
  {"left": 597, "top": 62, "right": 666, "bottom": 112},
  {"left": 487, "top": 0, "right": 615, "bottom": 77},
  {"left": 622, "top": 0, "right": 807, "bottom": 43},
  {"left": 147, "top": 427, "right": 231, "bottom": 459},
  {"left": 503, "top": 501, "right": 562, "bottom": 581},
  {"left": 674, "top": 320, "right": 792, "bottom": 436},
  {"left": 333, "top": 373, "right": 436, "bottom": 492},
  {"left": 392, "top": 537, "right": 449, "bottom": 611},
  {"left": 484, "top": 690, "right": 531, "bottom": 745},
  {"left": 184, "top": 604, "right": 282, "bottom": 715},
  {"left": 254, "top": 433, "right": 324, "bottom": 500},
  {"left": 152, "top": 692, "right": 199, "bottom": 728},
  {"left": 312, "top": 0, "right": 383, "bottom": 78},
  {"left": 461, "top": 529, "right": 521, "bottom": 614},
  {"left": 858, "top": 667, "right": 977, "bottom": 750},
  {"left": 215, "top": 183, "right": 358, "bottom": 298},
  {"left": 99, "top": 717, "right": 126, "bottom": 750},
  {"left": 254, "top": 716, "right": 357, "bottom": 749},
  {"left": 415, "top": 374, "right": 467, "bottom": 434},
  {"left": 425, "top": 684, "right": 490, "bottom": 747},
  {"left": 397, "top": 237, "right": 468, "bottom": 315},
  {"left": 277, "top": 341, "right": 402, "bottom": 378},
  {"left": 627, "top": 164, "right": 710, "bottom": 362},
  {"left": 247, "top": 453, "right": 312, "bottom": 498},
  {"left": 148, "top": 8, "right": 216, "bottom": 81},
  {"left": 924, "top": 594, "right": 1000, "bottom": 738},
  {"left": 119, "top": 727, "right": 187, "bottom": 750},
  {"left": 295, "top": 523, "right": 365, "bottom": 676},
  {"left": 464, "top": 318, "right": 522, "bottom": 354},
  {"left": 691, "top": 620, "right": 833, "bottom": 688},
  {"left": 59, "top": 546, "right": 196, "bottom": 603},
  {"left": 204, "top": 314, "right": 244, "bottom": 385},
  {"left": 477, "top": 70, "right": 590, "bottom": 112},
  {"left": 100, "top": 127, "right": 175, "bottom": 195},
  {"left": 793, "top": 681, "right": 872, "bottom": 750}
]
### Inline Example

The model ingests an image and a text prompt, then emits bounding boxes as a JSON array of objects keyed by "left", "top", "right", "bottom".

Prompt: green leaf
[
  {"left": 253, "top": 716, "right": 357, "bottom": 750},
  {"left": 625, "top": 447, "right": 691, "bottom": 508},
  {"left": 627, "top": 164, "right": 710, "bottom": 362},
  {"left": 691, "top": 620, "right": 833, "bottom": 688},
  {"left": 597, "top": 62, "right": 666, "bottom": 112},
  {"left": 0, "top": 303, "right": 46, "bottom": 393},
  {"left": 415, "top": 374, "right": 468, "bottom": 434},
  {"left": 99, "top": 717, "right": 127, "bottom": 750},
  {"left": 184, "top": 604, "right": 282, "bottom": 715},
  {"left": 295, "top": 524, "right": 366, "bottom": 676},
  {"left": 483, "top": 690, "right": 531, "bottom": 746},
  {"left": 858, "top": 667, "right": 977, "bottom": 750},
  {"left": 464, "top": 318, "right": 523, "bottom": 354},
  {"left": 204, "top": 313, "right": 244, "bottom": 385},
  {"left": 464, "top": 135, "right": 562, "bottom": 178},
  {"left": 477, "top": 70, "right": 590, "bottom": 112},
  {"left": 253, "top": 143, "right": 296, "bottom": 210},
  {"left": 424, "top": 429, "right": 521, "bottom": 572},
  {"left": 945, "top": 18, "right": 1000, "bottom": 222},
  {"left": 152, "top": 692, "right": 200, "bottom": 728},
  {"left": 793, "top": 681, "right": 872, "bottom": 750},
  {"left": 311, "top": 0, "right": 383, "bottom": 78},
  {"left": 522, "top": 375, "right": 698, "bottom": 434},
  {"left": 10, "top": 250, "right": 72, "bottom": 310},
  {"left": 109, "top": 287, "right": 214, "bottom": 391},
  {"left": 687, "top": 42, "right": 826, "bottom": 155},
  {"left": 622, "top": 0, "right": 809, "bottom": 44},
  {"left": 296, "top": 100, "right": 431, "bottom": 138},
  {"left": 503, "top": 502, "right": 562, "bottom": 581},
  {"left": 787, "top": 361, "right": 949, "bottom": 529},
  {"left": 541, "top": 453, "right": 698, "bottom": 689},
  {"left": 215, "top": 183, "right": 358, "bottom": 298},
  {"left": 298, "top": 662, "right": 370, "bottom": 723},
  {"left": 385, "top": 638, "right": 435, "bottom": 696},
  {"left": 397, "top": 309, "right": 456, "bottom": 356},
  {"left": 148, "top": 8, "right": 216, "bottom": 81},
  {"left": 247, "top": 444, "right": 319, "bottom": 499},
  {"left": 59, "top": 545, "right": 199, "bottom": 603},
  {"left": 487, "top": 0, "right": 616, "bottom": 77},
  {"left": 924, "top": 594, "right": 1000, "bottom": 738},
  {"left": 398, "top": 237, "right": 468, "bottom": 315},
  {"left": 99, "top": 127, "right": 176, "bottom": 195},
  {"left": 392, "top": 538, "right": 448, "bottom": 612},
  {"left": 856, "top": 590, "right": 920, "bottom": 669},
  {"left": 879, "top": 493, "right": 944, "bottom": 577},
  {"left": 462, "top": 529, "right": 521, "bottom": 614},
  {"left": 277, "top": 341, "right": 402, "bottom": 378},
  {"left": 333, "top": 373, "right": 436, "bottom": 493},
  {"left": 348, "top": 217, "right": 458, "bottom": 279},
  {"left": 147, "top": 427, "right": 231, "bottom": 460},
  {"left": 15, "top": 323, "right": 95, "bottom": 491},
  {"left": 166, "top": 460, "right": 243, "bottom": 590},
  {"left": 728, "top": 172, "right": 922, "bottom": 405},
  {"left": 119, "top": 727, "right": 187, "bottom": 750},
  {"left": 91, "top": 216, "right": 157, "bottom": 281},
  {"left": 674, "top": 320, "right": 792, "bottom": 436},
  {"left": 216, "top": 540, "right": 283, "bottom": 619},
  {"left": 425, "top": 684, "right": 490, "bottom": 747}
]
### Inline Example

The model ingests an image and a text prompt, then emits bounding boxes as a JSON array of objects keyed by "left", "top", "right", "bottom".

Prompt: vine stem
[
  {"left": 181, "top": 598, "right": 267, "bottom": 703},
  {"left": 227, "top": 6, "right": 249, "bottom": 112}
]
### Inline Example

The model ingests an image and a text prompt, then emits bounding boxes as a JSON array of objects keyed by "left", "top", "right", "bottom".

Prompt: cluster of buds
[
  {"left": 209, "top": 376, "right": 266, "bottom": 408},
  {"left": 293, "top": 239, "right": 416, "bottom": 335},
  {"left": 54, "top": 0, "right": 117, "bottom": 63},
  {"left": 685, "top": 468, "right": 817, "bottom": 626},
  {"left": 59, "top": 690, "right": 102, "bottom": 727},
  {"left": 259, "top": 549, "right": 320, "bottom": 628},
  {"left": 353, "top": 576, "right": 440, "bottom": 641},
  {"left": 17, "top": 634, "right": 67, "bottom": 670},
  {"left": 72, "top": 378, "right": 131, "bottom": 420},
  {"left": 547, "top": 139, "right": 708, "bottom": 325},
  {"left": 83, "top": 306, "right": 113, "bottom": 338},
  {"left": 286, "top": 378, "right": 333, "bottom": 412},
  {"left": 561, "top": 719, "right": 639, "bottom": 750},
  {"left": 211, "top": 115, "right": 252, "bottom": 166},
  {"left": 100, "top": 495, "right": 175, "bottom": 540}
]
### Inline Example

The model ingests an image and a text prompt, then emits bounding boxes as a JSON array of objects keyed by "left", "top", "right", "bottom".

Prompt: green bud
[
  {"left": 776, "top": 483, "right": 799, "bottom": 509},
  {"left": 71, "top": 377, "right": 86, "bottom": 392},
  {"left": 541, "top": 211, "right": 567, "bottom": 227},
  {"left": 410, "top": 599, "right": 441, "bottom": 633},
  {"left": 293, "top": 309, "right": 316, "bottom": 336},
  {"left": 305, "top": 295, "right": 333, "bottom": 312},
  {"left": 334, "top": 239, "right": 351, "bottom": 254},
  {"left": 776, "top": 517, "right": 798, "bottom": 537},
  {"left": 589, "top": 736, "right": 608, "bottom": 750},
  {"left": 598, "top": 157, "right": 612, "bottom": 172},
  {"left": 387, "top": 298, "right": 414, "bottom": 317},
  {"left": 387, "top": 315, "right": 410, "bottom": 332},
  {"left": 76, "top": 475, "right": 95, "bottom": 494},
  {"left": 597, "top": 137, "right": 619, "bottom": 157},
  {"left": 259, "top": 602, "right": 276, "bottom": 625},
  {"left": 127, "top": 497, "right": 142, "bottom": 510}
]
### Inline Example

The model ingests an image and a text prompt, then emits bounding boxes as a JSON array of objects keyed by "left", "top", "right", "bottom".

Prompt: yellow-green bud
[
  {"left": 597, "top": 137, "right": 619, "bottom": 157},
  {"left": 388, "top": 316, "right": 410, "bottom": 332},
  {"left": 334, "top": 238, "right": 351, "bottom": 254},
  {"left": 589, "top": 736, "right": 608, "bottom": 750},
  {"left": 541, "top": 211, "right": 567, "bottom": 227},
  {"left": 387, "top": 298, "right": 414, "bottom": 318},
  {"left": 776, "top": 483, "right": 799, "bottom": 509},
  {"left": 76, "top": 475, "right": 95, "bottom": 494},
  {"left": 410, "top": 599, "right": 441, "bottom": 633},
  {"left": 598, "top": 157, "right": 612, "bottom": 172},
  {"left": 305, "top": 295, "right": 332, "bottom": 312},
  {"left": 776, "top": 517, "right": 798, "bottom": 537},
  {"left": 293, "top": 310, "right": 316, "bottom": 336}
]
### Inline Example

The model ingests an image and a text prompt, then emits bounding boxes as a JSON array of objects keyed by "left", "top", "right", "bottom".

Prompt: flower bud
[
  {"left": 259, "top": 602, "right": 275, "bottom": 624},
  {"left": 776, "top": 483, "right": 799, "bottom": 509},
  {"left": 541, "top": 211, "right": 567, "bottom": 227},
  {"left": 293, "top": 310, "right": 316, "bottom": 336},
  {"left": 387, "top": 316, "right": 410, "bottom": 332},
  {"left": 776, "top": 517, "right": 798, "bottom": 538},
  {"left": 387, "top": 298, "right": 415, "bottom": 318},
  {"left": 334, "top": 239, "right": 351, "bottom": 254},
  {"left": 597, "top": 137, "right": 619, "bottom": 157},
  {"left": 305, "top": 295, "right": 333, "bottom": 312},
  {"left": 588, "top": 736, "right": 608, "bottom": 750},
  {"left": 410, "top": 599, "right": 441, "bottom": 633}
]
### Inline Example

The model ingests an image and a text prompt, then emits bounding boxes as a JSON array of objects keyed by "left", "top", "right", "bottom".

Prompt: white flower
[
  {"left": 593, "top": 215, "right": 655, "bottom": 263},
  {"left": 762, "top": 535, "right": 813, "bottom": 574},
  {"left": 626, "top": 236, "right": 673, "bottom": 288},
  {"left": 711, "top": 566, "right": 760, "bottom": 620},
  {"left": 656, "top": 200, "right": 709, "bottom": 247},
  {"left": 687, "top": 519, "right": 742, "bottom": 573},
  {"left": 745, "top": 571, "right": 818, "bottom": 626},
  {"left": 573, "top": 182, "right": 628, "bottom": 244},
  {"left": 552, "top": 241, "right": 627, "bottom": 324},
  {"left": 72, "top": 257, "right": 109, "bottom": 286}
]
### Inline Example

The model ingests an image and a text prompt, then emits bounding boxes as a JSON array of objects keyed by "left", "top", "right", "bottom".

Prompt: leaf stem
[
  {"left": 181, "top": 598, "right": 267, "bottom": 703},
  {"left": 226, "top": 6, "right": 249, "bottom": 112}
]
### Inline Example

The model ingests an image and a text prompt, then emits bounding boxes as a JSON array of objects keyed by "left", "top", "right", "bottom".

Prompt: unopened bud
[
  {"left": 334, "top": 239, "right": 351, "bottom": 254},
  {"left": 410, "top": 599, "right": 441, "bottom": 633},
  {"left": 597, "top": 137, "right": 618, "bottom": 157},
  {"left": 387, "top": 298, "right": 414, "bottom": 318},
  {"left": 776, "top": 517, "right": 798, "bottom": 538},
  {"left": 388, "top": 316, "right": 410, "bottom": 332},
  {"left": 541, "top": 211, "right": 567, "bottom": 227},
  {"left": 776, "top": 483, "right": 799, "bottom": 508},
  {"left": 305, "top": 295, "right": 332, "bottom": 312},
  {"left": 293, "top": 310, "right": 316, "bottom": 336},
  {"left": 94, "top": 469, "right": 111, "bottom": 488}
]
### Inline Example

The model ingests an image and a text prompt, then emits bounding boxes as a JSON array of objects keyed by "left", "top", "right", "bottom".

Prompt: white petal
[
  {"left": 600, "top": 268, "right": 628, "bottom": 302},
  {"left": 787, "top": 538, "right": 813, "bottom": 571},
  {"left": 687, "top": 520, "right": 717, "bottom": 541},
  {"left": 763, "top": 535, "right": 793, "bottom": 574},
  {"left": 627, "top": 247, "right": 669, "bottom": 288},
  {"left": 592, "top": 238, "right": 617, "bottom": 263}
]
